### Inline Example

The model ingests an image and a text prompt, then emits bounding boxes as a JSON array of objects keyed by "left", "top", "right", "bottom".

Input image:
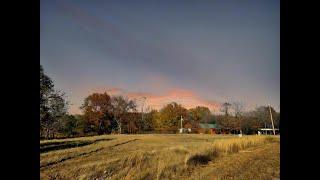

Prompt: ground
[{"left": 40, "top": 134, "right": 280, "bottom": 180}]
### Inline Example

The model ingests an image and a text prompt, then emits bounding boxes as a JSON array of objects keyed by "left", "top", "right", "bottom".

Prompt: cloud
[
  {"left": 105, "top": 87, "right": 221, "bottom": 113},
  {"left": 67, "top": 84, "right": 222, "bottom": 115}
]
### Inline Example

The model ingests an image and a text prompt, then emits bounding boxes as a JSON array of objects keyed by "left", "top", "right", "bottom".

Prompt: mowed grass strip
[
  {"left": 40, "top": 135, "right": 138, "bottom": 168},
  {"left": 40, "top": 138, "right": 114, "bottom": 153},
  {"left": 40, "top": 134, "right": 115, "bottom": 145}
]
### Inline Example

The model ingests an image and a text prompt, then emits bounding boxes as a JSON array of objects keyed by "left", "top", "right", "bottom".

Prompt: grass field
[{"left": 40, "top": 134, "right": 280, "bottom": 180}]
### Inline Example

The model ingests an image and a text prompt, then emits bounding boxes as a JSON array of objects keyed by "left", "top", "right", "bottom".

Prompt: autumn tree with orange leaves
[{"left": 81, "top": 92, "right": 113, "bottom": 135}]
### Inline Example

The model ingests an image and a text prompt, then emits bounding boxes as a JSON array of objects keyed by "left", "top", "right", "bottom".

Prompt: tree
[
  {"left": 49, "top": 91, "right": 68, "bottom": 138},
  {"left": 138, "top": 109, "right": 158, "bottom": 132},
  {"left": 149, "top": 109, "right": 162, "bottom": 130},
  {"left": 216, "top": 102, "right": 234, "bottom": 132},
  {"left": 122, "top": 112, "right": 140, "bottom": 133},
  {"left": 216, "top": 115, "right": 236, "bottom": 132},
  {"left": 40, "top": 65, "right": 53, "bottom": 137},
  {"left": 232, "top": 102, "right": 244, "bottom": 117},
  {"left": 241, "top": 116, "right": 261, "bottom": 134},
  {"left": 221, "top": 102, "right": 232, "bottom": 116},
  {"left": 206, "top": 114, "right": 216, "bottom": 124},
  {"left": 59, "top": 115, "right": 79, "bottom": 137},
  {"left": 110, "top": 96, "right": 137, "bottom": 134},
  {"left": 232, "top": 102, "right": 244, "bottom": 134},
  {"left": 40, "top": 65, "right": 53, "bottom": 106},
  {"left": 59, "top": 114, "right": 90, "bottom": 137},
  {"left": 137, "top": 97, "right": 147, "bottom": 131},
  {"left": 73, "top": 114, "right": 86, "bottom": 136},
  {"left": 158, "top": 102, "right": 188, "bottom": 131},
  {"left": 40, "top": 65, "right": 68, "bottom": 139},
  {"left": 81, "top": 92, "right": 112, "bottom": 135},
  {"left": 188, "top": 106, "right": 211, "bottom": 123},
  {"left": 254, "top": 106, "right": 277, "bottom": 128}
]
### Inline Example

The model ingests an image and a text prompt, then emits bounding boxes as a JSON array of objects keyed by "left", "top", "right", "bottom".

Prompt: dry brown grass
[
  {"left": 40, "top": 134, "right": 279, "bottom": 180},
  {"left": 185, "top": 135, "right": 277, "bottom": 166}
]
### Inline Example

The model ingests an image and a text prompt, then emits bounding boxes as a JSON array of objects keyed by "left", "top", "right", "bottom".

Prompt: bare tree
[
  {"left": 232, "top": 102, "right": 244, "bottom": 117},
  {"left": 221, "top": 102, "right": 232, "bottom": 116},
  {"left": 232, "top": 102, "right": 244, "bottom": 134},
  {"left": 111, "top": 96, "right": 137, "bottom": 134}
]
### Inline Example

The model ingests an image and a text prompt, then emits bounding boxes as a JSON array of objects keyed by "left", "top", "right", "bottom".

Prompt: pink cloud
[
  {"left": 68, "top": 85, "right": 221, "bottom": 114},
  {"left": 104, "top": 87, "right": 221, "bottom": 113}
]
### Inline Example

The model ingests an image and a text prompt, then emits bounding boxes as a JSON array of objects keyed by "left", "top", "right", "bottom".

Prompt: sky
[{"left": 40, "top": 0, "right": 280, "bottom": 114}]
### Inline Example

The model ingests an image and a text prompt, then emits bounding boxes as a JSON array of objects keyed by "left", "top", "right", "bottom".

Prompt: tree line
[{"left": 40, "top": 65, "right": 280, "bottom": 139}]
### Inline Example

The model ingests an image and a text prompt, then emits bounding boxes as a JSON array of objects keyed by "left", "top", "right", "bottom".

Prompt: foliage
[
  {"left": 40, "top": 65, "right": 68, "bottom": 139},
  {"left": 58, "top": 114, "right": 84, "bottom": 137},
  {"left": 188, "top": 106, "right": 211, "bottom": 123},
  {"left": 252, "top": 106, "right": 277, "bottom": 128},
  {"left": 81, "top": 92, "right": 113, "bottom": 135},
  {"left": 216, "top": 115, "right": 238, "bottom": 130},
  {"left": 136, "top": 109, "right": 158, "bottom": 132},
  {"left": 157, "top": 102, "right": 188, "bottom": 129},
  {"left": 110, "top": 95, "right": 137, "bottom": 134}
]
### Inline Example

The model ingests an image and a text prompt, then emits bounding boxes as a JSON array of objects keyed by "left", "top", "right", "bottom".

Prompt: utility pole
[
  {"left": 268, "top": 105, "right": 276, "bottom": 135},
  {"left": 179, "top": 116, "right": 184, "bottom": 133}
]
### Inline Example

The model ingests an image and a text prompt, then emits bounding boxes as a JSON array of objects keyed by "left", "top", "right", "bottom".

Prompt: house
[
  {"left": 198, "top": 123, "right": 219, "bottom": 134},
  {"left": 179, "top": 121, "right": 193, "bottom": 133}
]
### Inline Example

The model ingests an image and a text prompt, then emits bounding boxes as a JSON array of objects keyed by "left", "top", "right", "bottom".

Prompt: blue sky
[{"left": 41, "top": 0, "right": 280, "bottom": 114}]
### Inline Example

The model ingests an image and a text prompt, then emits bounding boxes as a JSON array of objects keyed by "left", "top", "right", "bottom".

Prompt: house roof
[{"left": 199, "top": 123, "right": 218, "bottom": 129}]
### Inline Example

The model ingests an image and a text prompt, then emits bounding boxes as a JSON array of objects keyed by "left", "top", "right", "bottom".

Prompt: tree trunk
[
  {"left": 46, "top": 129, "right": 50, "bottom": 139},
  {"left": 98, "top": 120, "right": 104, "bottom": 135},
  {"left": 115, "top": 117, "right": 122, "bottom": 134}
]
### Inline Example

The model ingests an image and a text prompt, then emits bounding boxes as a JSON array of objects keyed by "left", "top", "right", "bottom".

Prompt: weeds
[{"left": 185, "top": 135, "right": 277, "bottom": 167}]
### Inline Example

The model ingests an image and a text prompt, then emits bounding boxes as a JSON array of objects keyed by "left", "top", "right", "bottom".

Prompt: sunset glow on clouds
[
  {"left": 66, "top": 74, "right": 223, "bottom": 115},
  {"left": 70, "top": 87, "right": 221, "bottom": 114}
]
